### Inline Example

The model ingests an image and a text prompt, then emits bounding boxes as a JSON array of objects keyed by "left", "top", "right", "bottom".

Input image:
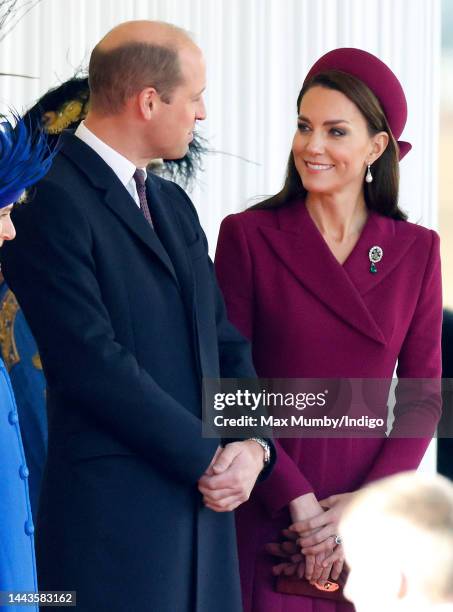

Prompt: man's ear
[{"left": 138, "top": 87, "right": 159, "bottom": 120}]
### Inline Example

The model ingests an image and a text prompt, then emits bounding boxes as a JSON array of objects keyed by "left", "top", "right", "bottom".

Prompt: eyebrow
[
  {"left": 298, "top": 115, "right": 351, "bottom": 125},
  {"left": 194, "top": 87, "right": 206, "bottom": 97}
]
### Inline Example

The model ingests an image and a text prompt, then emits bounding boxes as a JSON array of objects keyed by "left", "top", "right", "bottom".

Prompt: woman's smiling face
[{"left": 292, "top": 85, "right": 380, "bottom": 198}]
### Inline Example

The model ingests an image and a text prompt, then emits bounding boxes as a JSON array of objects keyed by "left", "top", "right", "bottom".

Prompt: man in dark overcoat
[{"left": 1, "top": 20, "right": 271, "bottom": 612}]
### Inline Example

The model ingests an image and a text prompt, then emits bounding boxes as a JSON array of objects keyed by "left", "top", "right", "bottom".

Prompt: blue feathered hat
[{"left": 0, "top": 113, "right": 54, "bottom": 209}]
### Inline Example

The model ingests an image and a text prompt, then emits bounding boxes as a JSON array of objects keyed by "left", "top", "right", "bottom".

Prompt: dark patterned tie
[{"left": 133, "top": 169, "right": 153, "bottom": 228}]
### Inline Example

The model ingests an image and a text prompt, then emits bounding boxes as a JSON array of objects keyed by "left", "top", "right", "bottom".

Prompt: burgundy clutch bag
[{"left": 276, "top": 575, "right": 348, "bottom": 602}]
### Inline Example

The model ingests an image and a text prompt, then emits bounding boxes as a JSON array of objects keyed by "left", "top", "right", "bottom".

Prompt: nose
[
  {"left": 304, "top": 130, "right": 325, "bottom": 155},
  {"left": 196, "top": 97, "right": 207, "bottom": 121},
  {"left": 0, "top": 217, "right": 16, "bottom": 242}
]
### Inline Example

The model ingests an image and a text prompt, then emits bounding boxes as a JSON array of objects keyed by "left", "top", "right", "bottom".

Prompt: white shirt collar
[{"left": 74, "top": 121, "right": 145, "bottom": 188}]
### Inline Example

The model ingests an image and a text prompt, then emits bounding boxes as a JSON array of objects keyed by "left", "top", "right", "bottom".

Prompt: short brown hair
[{"left": 88, "top": 42, "right": 184, "bottom": 114}]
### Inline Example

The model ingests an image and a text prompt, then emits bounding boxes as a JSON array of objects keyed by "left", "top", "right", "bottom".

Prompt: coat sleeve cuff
[{"left": 253, "top": 442, "right": 313, "bottom": 517}]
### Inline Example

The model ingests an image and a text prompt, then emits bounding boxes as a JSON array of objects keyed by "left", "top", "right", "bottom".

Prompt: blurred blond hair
[{"left": 341, "top": 471, "right": 453, "bottom": 604}]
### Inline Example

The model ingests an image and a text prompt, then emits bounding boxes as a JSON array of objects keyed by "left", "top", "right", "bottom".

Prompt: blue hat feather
[{"left": 0, "top": 113, "right": 55, "bottom": 208}]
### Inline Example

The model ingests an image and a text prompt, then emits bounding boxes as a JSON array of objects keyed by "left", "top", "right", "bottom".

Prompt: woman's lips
[{"left": 304, "top": 161, "right": 334, "bottom": 171}]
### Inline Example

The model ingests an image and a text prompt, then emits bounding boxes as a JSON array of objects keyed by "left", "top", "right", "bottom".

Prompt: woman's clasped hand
[{"left": 267, "top": 493, "right": 354, "bottom": 586}]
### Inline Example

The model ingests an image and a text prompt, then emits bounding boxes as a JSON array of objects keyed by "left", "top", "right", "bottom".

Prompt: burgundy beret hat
[{"left": 304, "top": 48, "right": 411, "bottom": 160}]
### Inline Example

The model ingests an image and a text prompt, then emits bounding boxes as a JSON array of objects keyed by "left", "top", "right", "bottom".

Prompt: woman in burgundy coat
[{"left": 214, "top": 48, "right": 442, "bottom": 612}]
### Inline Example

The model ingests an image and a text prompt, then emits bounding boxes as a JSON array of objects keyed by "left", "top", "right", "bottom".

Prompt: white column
[{"left": 0, "top": 0, "right": 440, "bottom": 242}]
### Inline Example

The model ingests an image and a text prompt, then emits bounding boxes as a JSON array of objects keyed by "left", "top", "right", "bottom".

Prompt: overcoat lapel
[
  {"left": 259, "top": 201, "right": 413, "bottom": 346},
  {"left": 343, "top": 212, "right": 416, "bottom": 296},
  {"left": 146, "top": 176, "right": 209, "bottom": 381},
  {"left": 61, "top": 133, "right": 203, "bottom": 368},
  {"left": 60, "top": 133, "right": 178, "bottom": 284},
  {"left": 145, "top": 174, "right": 196, "bottom": 323}
]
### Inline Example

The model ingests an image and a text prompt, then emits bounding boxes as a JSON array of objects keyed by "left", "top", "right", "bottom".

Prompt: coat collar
[
  {"left": 259, "top": 200, "right": 416, "bottom": 346},
  {"left": 59, "top": 132, "right": 178, "bottom": 284}
]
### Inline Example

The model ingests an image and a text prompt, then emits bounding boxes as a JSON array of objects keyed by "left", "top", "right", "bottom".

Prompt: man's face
[{"left": 150, "top": 45, "right": 206, "bottom": 160}]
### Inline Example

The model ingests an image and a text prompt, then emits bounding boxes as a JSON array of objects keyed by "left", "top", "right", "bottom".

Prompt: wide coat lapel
[
  {"left": 146, "top": 175, "right": 217, "bottom": 383},
  {"left": 145, "top": 174, "right": 196, "bottom": 321},
  {"left": 259, "top": 201, "right": 413, "bottom": 346},
  {"left": 343, "top": 211, "right": 416, "bottom": 296},
  {"left": 60, "top": 132, "right": 178, "bottom": 284}
]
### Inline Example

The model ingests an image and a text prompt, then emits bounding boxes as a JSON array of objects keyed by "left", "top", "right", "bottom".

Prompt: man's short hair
[{"left": 88, "top": 41, "right": 184, "bottom": 114}]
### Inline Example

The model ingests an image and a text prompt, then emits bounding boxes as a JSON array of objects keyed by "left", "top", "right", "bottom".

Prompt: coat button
[
  {"left": 19, "top": 465, "right": 29, "bottom": 479},
  {"left": 8, "top": 411, "right": 19, "bottom": 425},
  {"left": 24, "top": 520, "right": 35, "bottom": 536}
]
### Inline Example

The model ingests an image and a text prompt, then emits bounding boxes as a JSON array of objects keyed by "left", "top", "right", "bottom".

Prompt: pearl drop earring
[{"left": 365, "top": 164, "right": 373, "bottom": 183}]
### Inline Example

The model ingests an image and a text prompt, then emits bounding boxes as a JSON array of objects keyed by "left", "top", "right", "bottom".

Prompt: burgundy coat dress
[{"left": 215, "top": 200, "right": 442, "bottom": 612}]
